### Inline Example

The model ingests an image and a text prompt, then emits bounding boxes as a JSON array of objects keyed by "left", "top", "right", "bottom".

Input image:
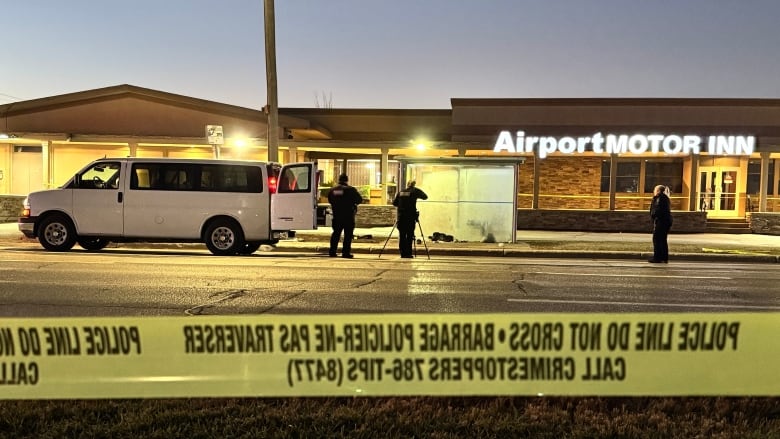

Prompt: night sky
[{"left": 3, "top": 0, "right": 779, "bottom": 109}]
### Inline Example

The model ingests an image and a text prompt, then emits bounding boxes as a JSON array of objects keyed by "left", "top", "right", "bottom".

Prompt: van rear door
[{"left": 271, "top": 162, "right": 318, "bottom": 231}]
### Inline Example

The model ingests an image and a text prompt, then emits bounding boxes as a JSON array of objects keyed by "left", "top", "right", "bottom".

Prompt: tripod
[{"left": 378, "top": 217, "right": 430, "bottom": 259}]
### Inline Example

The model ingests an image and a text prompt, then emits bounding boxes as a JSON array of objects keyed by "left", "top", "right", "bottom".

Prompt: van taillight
[{"left": 268, "top": 176, "right": 278, "bottom": 194}]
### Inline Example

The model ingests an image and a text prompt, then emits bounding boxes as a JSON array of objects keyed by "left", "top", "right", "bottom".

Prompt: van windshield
[{"left": 77, "top": 162, "right": 122, "bottom": 189}]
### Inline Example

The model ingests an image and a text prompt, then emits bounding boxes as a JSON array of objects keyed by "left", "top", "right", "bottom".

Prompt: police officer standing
[
  {"left": 649, "top": 184, "right": 673, "bottom": 263},
  {"left": 327, "top": 174, "right": 363, "bottom": 258},
  {"left": 392, "top": 180, "right": 428, "bottom": 258}
]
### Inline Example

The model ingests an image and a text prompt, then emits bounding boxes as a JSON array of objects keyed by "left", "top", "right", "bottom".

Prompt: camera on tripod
[{"left": 378, "top": 213, "right": 430, "bottom": 259}]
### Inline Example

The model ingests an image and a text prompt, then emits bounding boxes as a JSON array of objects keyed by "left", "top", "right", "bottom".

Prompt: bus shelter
[{"left": 396, "top": 157, "right": 525, "bottom": 243}]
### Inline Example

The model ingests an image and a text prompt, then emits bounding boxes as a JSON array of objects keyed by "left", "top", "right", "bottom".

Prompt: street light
[{"left": 264, "top": 0, "right": 279, "bottom": 162}]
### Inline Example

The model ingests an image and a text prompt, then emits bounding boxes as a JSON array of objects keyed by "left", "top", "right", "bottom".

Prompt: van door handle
[{"left": 117, "top": 192, "right": 123, "bottom": 203}]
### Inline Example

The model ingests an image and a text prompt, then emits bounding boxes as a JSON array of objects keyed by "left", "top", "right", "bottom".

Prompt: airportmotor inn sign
[{"left": 494, "top": 131, "right": 756, "bottom": 159}]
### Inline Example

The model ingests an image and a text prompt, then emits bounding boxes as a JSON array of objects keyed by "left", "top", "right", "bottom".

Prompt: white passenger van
[{"left": 18, "top": 158, "right": 318, "bottom": 255}]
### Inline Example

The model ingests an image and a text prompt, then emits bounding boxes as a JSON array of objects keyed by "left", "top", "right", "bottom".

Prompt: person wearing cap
[
  {"left": 327, "top": 173, "right": 363, "bottom": 258},
  {"left": 392, "top": 180, "right": 428, "bottom": 258},
  {"left": 649, "top": 184, "right": 673, "bottom": 263}
]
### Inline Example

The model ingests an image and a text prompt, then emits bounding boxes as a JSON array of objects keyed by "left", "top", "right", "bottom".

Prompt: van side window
[
  {"left": 131, "top": 164, "right": 162, "bottom": 190},
  {"left": 201, "top": 164, "right": 262, "bottom": 193},
  {"left": 78, "top": 162, "right": 121, "bottom": 189},
  {"left": 130, "top": 163, "right": 262, "bottom": 193},
  {"left": 132, "top": 168, "right": 151, "bottom": 189},
  {"left": 163, "top": 167, "right": 193, "bottom": 190}
]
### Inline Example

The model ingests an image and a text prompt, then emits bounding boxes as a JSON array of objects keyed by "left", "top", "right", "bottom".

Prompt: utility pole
[{"left": 264, "top": 0, "right": 279, "bottom": 162}]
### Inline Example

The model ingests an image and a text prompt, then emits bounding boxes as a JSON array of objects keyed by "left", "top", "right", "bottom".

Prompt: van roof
[{"left": 95, "top": 157, "right": 278, "bottom": 166}]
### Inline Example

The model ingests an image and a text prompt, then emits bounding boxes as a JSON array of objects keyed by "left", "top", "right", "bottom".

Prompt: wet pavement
[{"left": 2, "top": 222, "right": 780, "bottom": 263}]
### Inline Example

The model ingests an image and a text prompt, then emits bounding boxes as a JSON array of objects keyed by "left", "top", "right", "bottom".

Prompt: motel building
[{"left": 1, "top": 85, "right": 780, "bottom": 239}]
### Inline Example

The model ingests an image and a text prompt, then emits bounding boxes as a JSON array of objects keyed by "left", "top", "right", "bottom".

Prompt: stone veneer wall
[
  {"left": 2, "top": 192, "right": 733, "bottom": 234},
  {"left": 517, "top": 209, "right": 707, "bottom": 233},
  {"left": 0, "top": 196, "right": 24, "bottom": 222},
  {"left": 354, "top": 204, "right": 397, "bottom": 227},
  {"left": 350, "top": 205, "right": 709, "bottom": 233},
  {"left": 748, "top": 213, "right": 780, "bottom": 235}
]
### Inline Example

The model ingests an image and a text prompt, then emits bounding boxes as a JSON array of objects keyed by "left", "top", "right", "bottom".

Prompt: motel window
[
  {"left": 747, "top": 160, "right": 760, "bottom": 194},
  {"left": 600, "top": 161, "right": 610, "bottom": 192},
  {"left": 747, "top": 159, "right": 775, "bottom": 195},
  {"left": 600, "top": 161, "right": 640, "bottom": 192},
  {"left": 345, "top": 160, "right": 376, "bottom": 189},
  {"left": 341, "top": 160, "right": 400, "bottom": 188},
  {"left": 644, "top": 159, "right": 683, "bottom": 194},
  {"left": 618, "top": 162, "right": 641, "bottom": 192}
]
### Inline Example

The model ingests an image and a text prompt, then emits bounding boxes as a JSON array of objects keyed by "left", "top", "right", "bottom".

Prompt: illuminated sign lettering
[{"left": 494, "top": 131, "right": 755, "bottom": 159}]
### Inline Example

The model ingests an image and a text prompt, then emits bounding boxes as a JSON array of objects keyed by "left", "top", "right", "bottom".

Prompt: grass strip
[{"left": 1, "top": 397, "right": 778, "bottom": 438}]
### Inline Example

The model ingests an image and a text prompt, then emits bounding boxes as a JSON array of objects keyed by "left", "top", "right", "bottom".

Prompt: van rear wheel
[
  {"left": 205, "top": 219, "right": 245, "bottom": 256},
  {"left": 38, "top": 214, "right": 77, "bottom": 252}
]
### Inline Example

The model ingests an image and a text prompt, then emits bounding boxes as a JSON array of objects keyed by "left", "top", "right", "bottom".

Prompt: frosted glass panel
[{"left": 407, "top": 164, "right": 515, "bottom": 242}]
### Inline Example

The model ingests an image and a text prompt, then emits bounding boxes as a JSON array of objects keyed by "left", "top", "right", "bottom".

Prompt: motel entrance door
[{"left": 698, "top": 167, "right": 739, "bottom": 217}]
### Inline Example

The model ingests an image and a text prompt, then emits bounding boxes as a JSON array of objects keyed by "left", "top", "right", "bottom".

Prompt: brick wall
[
  {"left": 517, "top": 158, "right": 534, "bottom": 209},
  {"left": 519, "top": 157, "right": 687, "bottom": 211},
  {"left": 517, "top": 156, "right": 607, "bottom": 209},
  {"left": 539, "top": 156, "right": 604, "bottom": 209},
  {"left": 0, "top": 196, "right": 24, "bottom": 223}
]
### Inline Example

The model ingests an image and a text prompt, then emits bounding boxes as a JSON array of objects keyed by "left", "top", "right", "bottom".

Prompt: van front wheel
[
  {"left": 237, "top": 242, "right": 261, "bottom": 255},
  {"left": 78, "top": 237, "right": 110, "bottom": 251},
  {"left": 205, "top": 219, "right": 245, "bottom": 256},
  {"left": 38, "top": 214, "right": 77, "bottom": 252}
]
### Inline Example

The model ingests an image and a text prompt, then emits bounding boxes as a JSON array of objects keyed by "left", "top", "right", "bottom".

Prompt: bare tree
[{"left": 314, "top": 91, "right": 333, "bottom": 108}]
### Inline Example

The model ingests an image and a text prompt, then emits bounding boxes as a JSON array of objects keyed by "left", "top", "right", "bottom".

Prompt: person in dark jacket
[
  {"left": 649, "top": 184, "right": 673, "bottom": 263},
  {"left": 392, "top": 180, "right": 428, "bottom": 258},
  {"left": 327, "top": 174, "right": 363, "bottom": 258}
]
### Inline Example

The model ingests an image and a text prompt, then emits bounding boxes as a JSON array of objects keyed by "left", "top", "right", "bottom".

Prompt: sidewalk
[
  {"left": 2, "top": 222, "right": 780, "bottom": 263},
  {"left": 290, "top": 226, "right": 780, "bottom": 263}
]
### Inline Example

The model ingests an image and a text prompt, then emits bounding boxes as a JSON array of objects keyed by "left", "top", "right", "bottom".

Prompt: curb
[
  {"left": 270, "top": 244, "right": 780, "bottom": 263},
  {"left": 1, "top": 237, "right": 778, "bottom": 263}
]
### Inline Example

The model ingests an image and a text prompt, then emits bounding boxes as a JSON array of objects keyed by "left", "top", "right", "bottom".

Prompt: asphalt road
[{"left": 1, "top": 246, "right": 778, "bottom": 317}]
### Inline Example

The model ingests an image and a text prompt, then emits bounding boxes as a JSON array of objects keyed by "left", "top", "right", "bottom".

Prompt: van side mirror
[{"left": 73, "top": 174, "right": 82, "bottom": 188}]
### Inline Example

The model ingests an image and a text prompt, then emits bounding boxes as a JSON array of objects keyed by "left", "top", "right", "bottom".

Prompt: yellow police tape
[{"left": 0, "top": 313, "right": 777, "bottom": 398}]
